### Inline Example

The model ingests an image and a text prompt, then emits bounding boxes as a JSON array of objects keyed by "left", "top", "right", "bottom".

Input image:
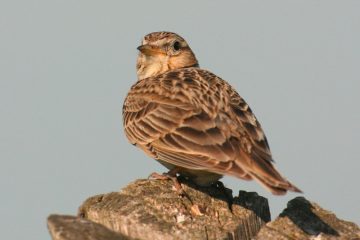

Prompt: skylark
[{"left": 123, "top": 32, "right": 301, "bottom": 195}]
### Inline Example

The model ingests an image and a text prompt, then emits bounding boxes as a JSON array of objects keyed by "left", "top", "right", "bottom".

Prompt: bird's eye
[{"left": 173, "top": 41, "right": 181, "bottom": 51}]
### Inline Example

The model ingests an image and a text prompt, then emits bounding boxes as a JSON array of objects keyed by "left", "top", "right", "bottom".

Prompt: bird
[{"left": 122, "top": 31, "right": 302, "bottom": 195}]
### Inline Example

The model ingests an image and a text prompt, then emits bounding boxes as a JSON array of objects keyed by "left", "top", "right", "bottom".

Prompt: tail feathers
[
  {"left": 252, "top": 160, "right": 302, "bottom": 195},
  {"left": 249, "top": 171, "right": 302, "bottom": 195},
  {"left": 236, "top": 149, "right": 302, "bottom": 195}
]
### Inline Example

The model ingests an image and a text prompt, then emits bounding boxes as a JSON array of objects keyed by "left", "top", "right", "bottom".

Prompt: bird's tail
[
  {"left": 249, "top": 170, "right": 302, "bottom": 195},
  {"left": 235, "top": 149, "right": 302, "bottom": 195}
]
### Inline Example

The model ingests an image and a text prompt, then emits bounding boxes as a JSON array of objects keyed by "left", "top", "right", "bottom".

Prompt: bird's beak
[{"left": 137, "top": 44, "right": 165, "bottom": 55}]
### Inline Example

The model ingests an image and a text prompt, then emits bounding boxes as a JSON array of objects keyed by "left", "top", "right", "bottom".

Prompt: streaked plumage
[{"left": 123, "top": 32, "right": 301, "bottom": 195}]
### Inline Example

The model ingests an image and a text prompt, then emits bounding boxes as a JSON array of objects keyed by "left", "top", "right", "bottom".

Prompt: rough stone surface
[
  {"left": 78, "top": 178, "right": 270, "bottom": 240},
  {"left": 47, "top": 179, "right": 360, "bottom": 240},
  {"left": 47, "top": 215, "right": 131, "bottom": 240},
  {"left": 254, "top": 197, "right": 360, "bottom": 240}
]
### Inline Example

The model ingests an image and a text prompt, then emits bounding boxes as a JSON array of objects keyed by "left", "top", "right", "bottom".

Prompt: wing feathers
[{"left": 182, "top": 111, "right": 216, "bottom": 131}]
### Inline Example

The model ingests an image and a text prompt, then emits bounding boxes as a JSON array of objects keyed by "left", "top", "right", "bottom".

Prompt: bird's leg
[
  {"left": 148, "top": 168, "right": 184, "bottom": 194},
  {"left": 149, "top": 169, "right": 207, "bottom": 216}
]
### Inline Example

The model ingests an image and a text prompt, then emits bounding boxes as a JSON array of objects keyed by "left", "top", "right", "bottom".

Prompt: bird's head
[{"left": 136, "top": 32, "right": 199, "bottom": 80}]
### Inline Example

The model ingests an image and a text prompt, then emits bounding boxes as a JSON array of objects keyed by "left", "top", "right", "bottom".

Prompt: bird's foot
[{"left": 148, "top": 169, "right": 184, "bottom": 196}]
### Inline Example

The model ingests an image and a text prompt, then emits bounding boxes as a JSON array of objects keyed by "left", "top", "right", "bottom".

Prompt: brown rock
[
  {"left": 78, "top": 178, "right": 270, "bottom": 240},
  {"left": 47, "top": 179, "right": 360, "bottom": 240},
  {"left": 47, "top": 214, "right": 131, "bottom": 240},
  {"left": 254, "top": 197, "right": 360, "bottom": 240}
]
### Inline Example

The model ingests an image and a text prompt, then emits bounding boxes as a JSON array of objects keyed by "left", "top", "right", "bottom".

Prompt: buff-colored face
[{"left": 136, "top": 32, "right": 199, "bottom": 80}]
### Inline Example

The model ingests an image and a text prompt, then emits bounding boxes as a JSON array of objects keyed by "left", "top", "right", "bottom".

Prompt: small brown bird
[{"left": 123, "top": 31, "right": 301, "bottom": 195}]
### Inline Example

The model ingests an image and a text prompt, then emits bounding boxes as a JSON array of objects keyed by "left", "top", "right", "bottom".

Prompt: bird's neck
[{"left": 136, "top": 54, "right": 199, "bottom": 80}]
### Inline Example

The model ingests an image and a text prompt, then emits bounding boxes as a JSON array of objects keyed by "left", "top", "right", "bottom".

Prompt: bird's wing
[
  {"left": 123, "top": 68, "right": 301, "bottom": 194},
  {"left": 123, "top": 68, "right": 246, "bottom": 175}
]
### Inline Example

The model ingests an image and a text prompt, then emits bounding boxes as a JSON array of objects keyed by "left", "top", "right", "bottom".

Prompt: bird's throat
[{"left": 137, "top": 54, "right": 169, "bottom": 80}]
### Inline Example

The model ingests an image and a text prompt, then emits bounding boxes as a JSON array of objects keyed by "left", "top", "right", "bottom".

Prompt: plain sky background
[{"left": 1, "top": 1, "right": 359, "bottom": 239}]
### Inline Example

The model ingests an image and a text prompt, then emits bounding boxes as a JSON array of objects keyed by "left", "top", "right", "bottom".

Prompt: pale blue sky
[{"left": 1, "top": 1, "right": 359, "bottom": 239}]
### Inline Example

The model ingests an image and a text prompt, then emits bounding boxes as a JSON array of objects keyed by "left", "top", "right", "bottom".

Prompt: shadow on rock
[
  {"left": 177, "top": 176, "right": 271, "bottom": 223},
  {"left": 280, "top": 197, "right": 339, "bottom": 236}
]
